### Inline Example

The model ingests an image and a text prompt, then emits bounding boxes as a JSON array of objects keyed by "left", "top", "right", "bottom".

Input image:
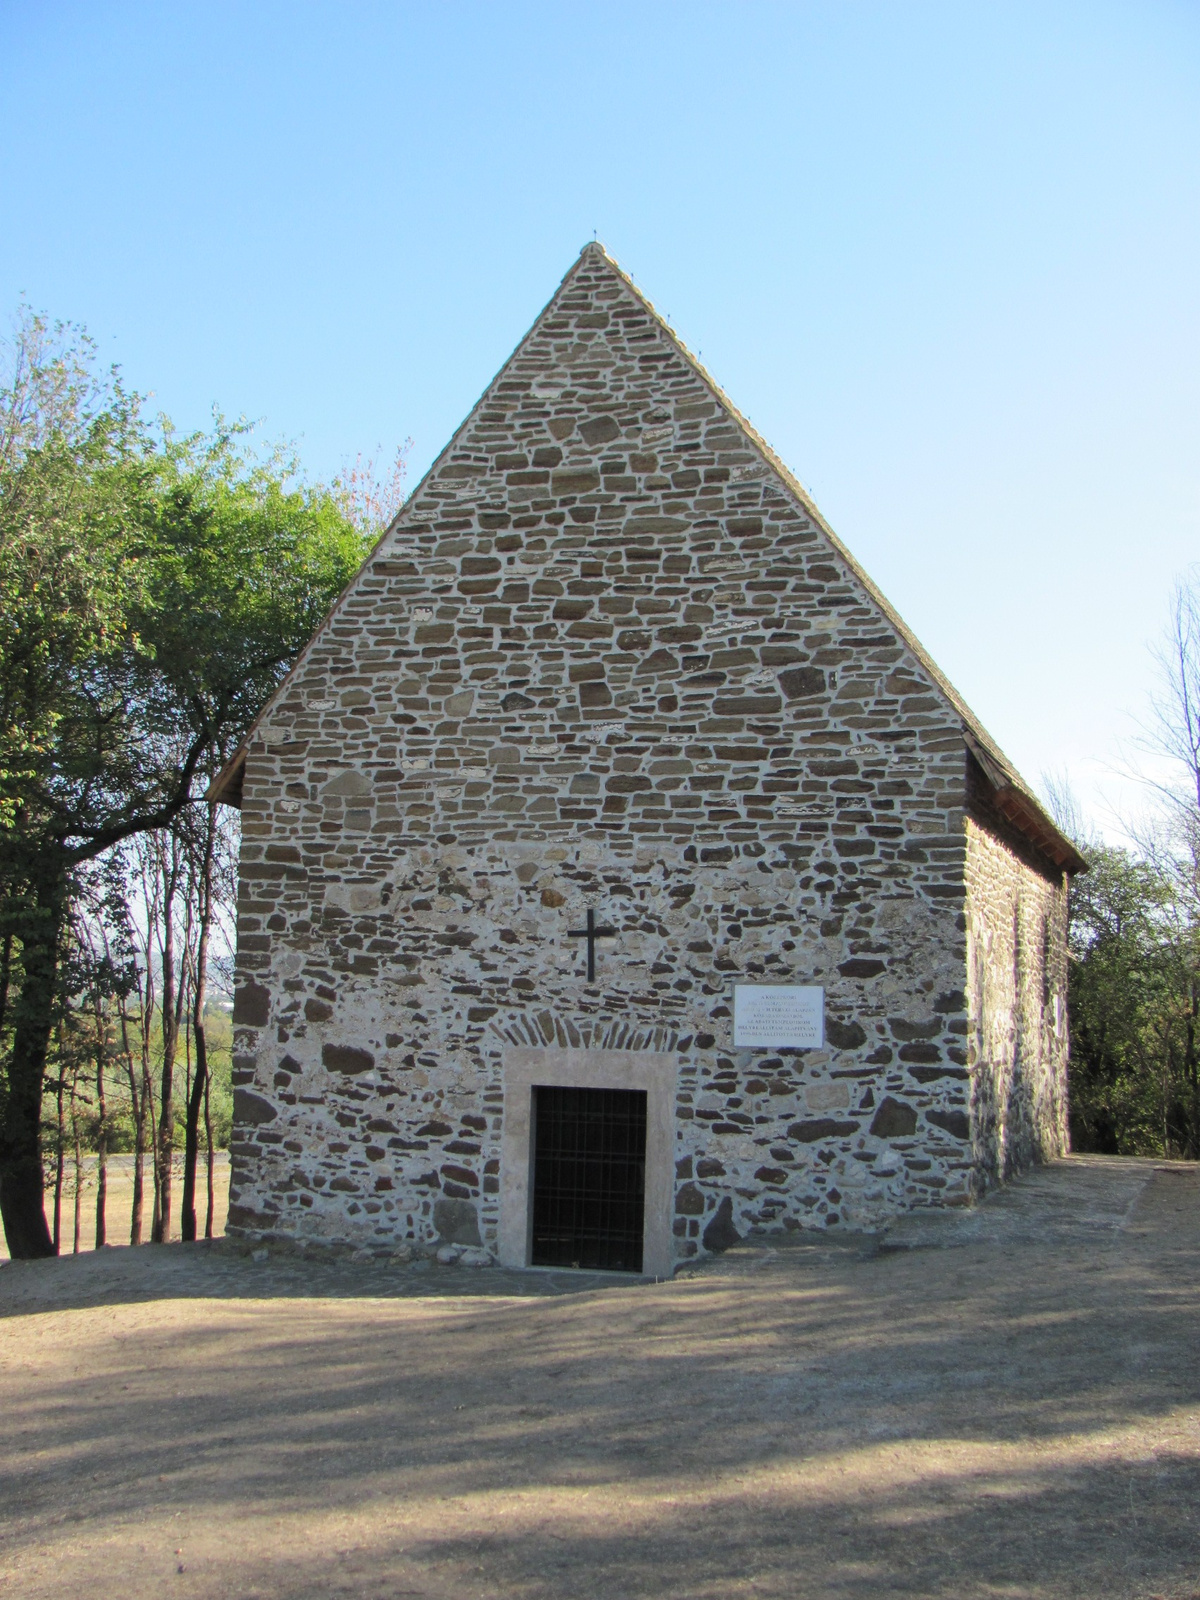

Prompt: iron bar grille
[{"left": 530, "top": 1085, "right": 647, "bottom": 1272}]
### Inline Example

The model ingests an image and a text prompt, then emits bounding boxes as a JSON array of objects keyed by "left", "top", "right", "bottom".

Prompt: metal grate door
[{"left": 530, "top": 1085, "right": 647, "bottom": 1272}]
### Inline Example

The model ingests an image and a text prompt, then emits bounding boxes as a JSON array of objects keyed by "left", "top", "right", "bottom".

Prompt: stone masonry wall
[
  {"left": 965, "top": 812, "right": 1070, "bottom": 1189},
  {"left": 227, "top": 245, "right": 988, "bottom": 1261}
]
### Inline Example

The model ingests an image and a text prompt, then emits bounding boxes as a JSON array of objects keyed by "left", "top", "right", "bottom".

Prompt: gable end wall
[{"left": 227, "top": 249, "right": 995, "bottom": 1258}]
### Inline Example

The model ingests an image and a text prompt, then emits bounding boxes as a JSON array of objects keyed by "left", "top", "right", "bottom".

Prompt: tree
[
  {"left": 1066, "top": 844, "right": 1171, "bottom": 1152},
  {"left": 148, "top": 824, "right": 186, "bottom": 1243},
  {"left": 180, "top": 798, "right": 237, "bottom": 1242},
  {"left": 0, "top": 307, "right": 156, "bottom": 1256},
  {"left": 331, "top": 443, "right": 410, "bottom": 540},
  {"left": 0, "top": 306, "right": 368, "bottom": 1256},
  {"left": 1148, "top": 573, "right": 1200, "bottom": 813},
  {"left": 1139, "top": 571, "right": 1200, "bottom": 1155},
  {"left": 1063, "top": 568, "right": 1200, "bottom": 1160}
]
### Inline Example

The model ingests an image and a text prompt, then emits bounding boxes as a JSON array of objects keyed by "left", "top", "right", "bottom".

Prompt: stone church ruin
[{"left": 211, "top": 243, "right": 1086, "bottom": 1270}]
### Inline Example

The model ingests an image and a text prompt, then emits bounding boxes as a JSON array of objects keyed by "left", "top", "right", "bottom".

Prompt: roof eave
[
  {"left": 991, "top": 782, "right": 1089, "bottom": 876},
  {"left": 207, "top": 748, "right": 245, "bottom": 809},
  {"left": 963, "top": 732, "right": 1086, "bottom": 875}
]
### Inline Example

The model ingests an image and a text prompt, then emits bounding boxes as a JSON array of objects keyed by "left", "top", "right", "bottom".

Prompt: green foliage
[
  {"left": 0, "top": 300, "right": 373, "bottom": 1254},
  {"left": 1068, "top": 837, "right": 1200, "bottom": 1158},
  {"left": 0, "top": 305, "right": 369, "bottom": 885},
  {"left": 0, "top": 310, "right": 157, "bottom": 864},
  {"left": 143, "top": 423, "right": 369, "bottom": 781}
]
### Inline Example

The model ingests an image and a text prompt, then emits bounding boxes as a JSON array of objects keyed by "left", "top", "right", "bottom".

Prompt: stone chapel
[{"left": 212, "top": 243, "right": 1086, "bottom": 1272}]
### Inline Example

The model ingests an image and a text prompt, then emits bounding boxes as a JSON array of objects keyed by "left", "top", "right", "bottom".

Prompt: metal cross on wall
[{"left": 567, "top": 908, "right": 617, "bottom": 983}]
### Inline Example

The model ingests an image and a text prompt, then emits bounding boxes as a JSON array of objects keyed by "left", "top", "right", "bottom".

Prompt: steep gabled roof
[{"left": 208, "top": 243, "right": 1084, "bottom": 876}]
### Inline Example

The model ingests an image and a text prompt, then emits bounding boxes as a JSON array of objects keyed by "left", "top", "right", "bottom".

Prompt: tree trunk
[
  {"left": 119, "top": 1004, "right": 138, "bottom": 1243},
  {"left": 131, "top": 1122, "right": 145, "bottom": 1244},
  {"left": 119, "top": 1002, "right": 149, "bottom": 1246},
  {"left": 137, "top": 1048, "right": 155, "bottom": 1244},
  {"left": 94, "top": 991, "right": 107, "bottom": 1249},
  {"left": 152, "top": 853, "right": 180, "bottom": 1244},
  {"left": 1187, "top": 975, "right": 1199, "bottom": 1161},
  {"left": 204, "top": 1067, "right": 215, "bottom": 1239},
  {"left": 0, "top": 868, "right": 64, "bottom": 1259},
  {"left": 52, "top": 1055, "right": 65, "bottom": 1253},
  {"left": 181, "top": 1010, "right": 208, "bottom": 1242},
  {"left": 0, "top": 926, "right": 13, "bottom": 1038},
  {"left": 71, "top": 1081, "right": 83, "bottom": 1256},
  {"left": 181, "top": 806, "right": 216, "bottom": 1243}
]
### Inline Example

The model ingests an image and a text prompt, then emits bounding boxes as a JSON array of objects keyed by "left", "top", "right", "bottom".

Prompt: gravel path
[{"left": 1, "top": 1154, "right": 1197, "bottom": 1599}]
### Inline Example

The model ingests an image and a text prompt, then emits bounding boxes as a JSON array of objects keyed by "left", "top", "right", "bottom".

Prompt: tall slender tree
[
  {"left": 150, "top": 827, "right": 186, "bottom": 1243},
  {"left": 180, "top": 795, "right": 230, "bottom": 1242}
]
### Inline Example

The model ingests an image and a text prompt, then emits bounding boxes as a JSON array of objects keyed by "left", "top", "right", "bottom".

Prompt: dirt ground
[{"left": 1, "top": 1155, "right": 1197, "bottom": 1600}]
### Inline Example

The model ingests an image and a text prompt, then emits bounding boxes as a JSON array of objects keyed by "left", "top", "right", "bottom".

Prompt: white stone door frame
[{"left": 498, "top": 1047, "right": 678, "bottom": 1279}]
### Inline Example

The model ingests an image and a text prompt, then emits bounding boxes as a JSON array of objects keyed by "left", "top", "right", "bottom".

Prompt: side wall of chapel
[{"left": 964, "top": 812, "right": 1071, "bottom": 1189}]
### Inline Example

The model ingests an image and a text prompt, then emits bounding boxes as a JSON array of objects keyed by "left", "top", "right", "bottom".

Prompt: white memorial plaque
[{"left": 733, "top": 984, "right": 824, "bottom": 1049}]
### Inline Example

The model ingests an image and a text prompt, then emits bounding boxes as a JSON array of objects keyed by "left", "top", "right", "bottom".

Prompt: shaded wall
[{"left": 965, "top": 814, "right": 1070, "bottom": 1190}]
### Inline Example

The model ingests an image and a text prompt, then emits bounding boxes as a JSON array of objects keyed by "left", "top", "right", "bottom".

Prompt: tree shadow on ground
[{"left": 1, "top": 1161, "right": 1197, "bottom": 1598}]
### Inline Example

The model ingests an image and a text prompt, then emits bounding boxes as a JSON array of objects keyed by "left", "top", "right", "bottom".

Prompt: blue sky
[{"left": 2, "top": 1, "right": 1198, "bottom": 833}]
